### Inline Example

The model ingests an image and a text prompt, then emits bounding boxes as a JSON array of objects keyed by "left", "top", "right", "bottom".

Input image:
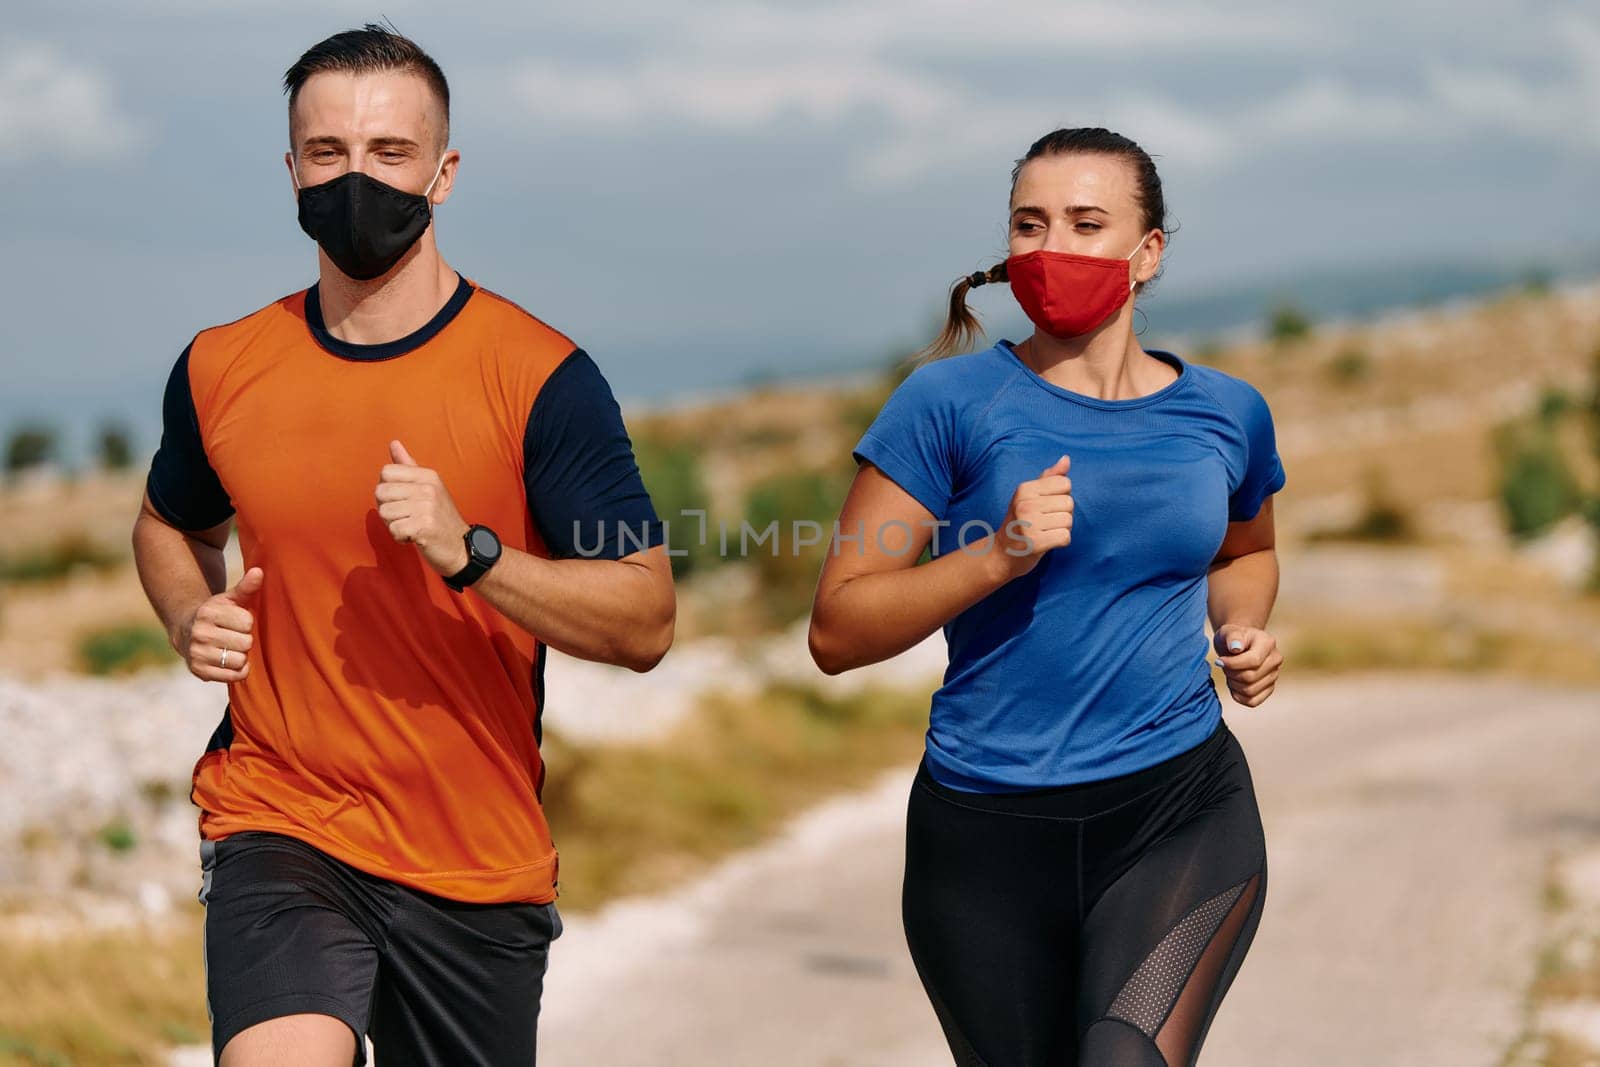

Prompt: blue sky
[{"left": 3, "top": 1, "right": 1598, "bottom": 453}]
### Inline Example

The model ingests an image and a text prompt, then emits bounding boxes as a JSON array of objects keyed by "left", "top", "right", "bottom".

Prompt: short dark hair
[{"left": 283, "top": 23, "right": 450, "bottom": 147}]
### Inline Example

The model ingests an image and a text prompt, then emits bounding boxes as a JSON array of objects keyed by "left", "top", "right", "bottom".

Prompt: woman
[{"left": 808, "top": 127, "right": 1286, "bottom": 1066}]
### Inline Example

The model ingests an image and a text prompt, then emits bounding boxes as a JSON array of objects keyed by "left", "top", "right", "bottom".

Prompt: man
[{"left": 131, "top": 24, "right": 675, "bottom": 1066}]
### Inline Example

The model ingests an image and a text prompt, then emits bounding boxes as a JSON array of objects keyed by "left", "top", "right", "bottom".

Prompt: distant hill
[
  {"left": 629, "top": 246, "right": 1600, "bottom": 405},
  {"left": 1143, "top": 245, "right": 1600, "bottom": 342},
  {"left": 7, "top": 247, "right": 1600, "bottom": 464}
]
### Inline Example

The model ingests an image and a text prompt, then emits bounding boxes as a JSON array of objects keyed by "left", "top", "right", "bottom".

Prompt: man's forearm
[
  {"left": 1206, "top": 548, "right": 1279, "bottom": 632},
  {"left": 132, "top": 509, "right": 228, "bottom": 646},
  {"left": 465, "top": 545, "right": 673, "bottom": 671}
]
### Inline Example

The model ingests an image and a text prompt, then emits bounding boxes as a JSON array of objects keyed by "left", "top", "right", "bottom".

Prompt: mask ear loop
[
  {"left": 422, "top": 152, "right": 448, "bottom": 201},
  {"left": 1126, "top": 230, "right": 1155, "bottom": 293},
  {"left": 289, "top": 153, "right": 448, "bottom": 197}
]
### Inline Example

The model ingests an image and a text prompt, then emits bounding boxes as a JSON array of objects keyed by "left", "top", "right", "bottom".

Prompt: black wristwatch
[{"left": 444, "top": 524, "right": 502, "bottom": 591}]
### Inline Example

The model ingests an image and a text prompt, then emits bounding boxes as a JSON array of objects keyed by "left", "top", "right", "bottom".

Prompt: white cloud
[
  {"left": 553, "top": 0, "right": 1330, "bottom": 56},
  {"left": 1422, "top": 15, "right": 1600, "bottom": 149},
  {"left": 493, "top": 2, "right": 1599, "bottom": 184},
  {"left": 511, "top": 59, "right": 955, "bottom": 130},
  {"left": 0, "top": 41, "right": 139, "bottom": 165}
]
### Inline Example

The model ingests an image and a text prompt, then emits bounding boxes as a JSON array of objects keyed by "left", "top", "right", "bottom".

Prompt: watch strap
[{"left": 444, "top": 524, "right": 500, "bottom": 591}]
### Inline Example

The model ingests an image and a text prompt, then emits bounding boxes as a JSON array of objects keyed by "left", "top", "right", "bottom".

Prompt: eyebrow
[
  {"left": 298, "top": 135, "right": 422, "bottom": 151},
  {"left": 1011, "top": 203, "right": 1110, "bottom": 217}
]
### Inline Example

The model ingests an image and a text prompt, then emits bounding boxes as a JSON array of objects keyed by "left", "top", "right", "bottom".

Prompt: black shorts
[
  {"left": 196, "top": 829, "right": 562, "bottom": 1065},
  {"left": 902, "top": 715, "right": 1267, "bottom": 1066}
]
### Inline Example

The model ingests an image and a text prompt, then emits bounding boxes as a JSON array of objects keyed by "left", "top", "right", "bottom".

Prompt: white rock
[{"left": 1540, "top": 1001, "right": 1600, "bottom": 1052}]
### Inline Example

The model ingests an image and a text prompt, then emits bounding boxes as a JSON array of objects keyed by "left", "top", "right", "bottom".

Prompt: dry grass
[
  {"left": 0, "top": 909, "right": 207, "bottom": 1066},
  {"left": 539, "top": 678, "right": 931, "bottom": 908},
  {"left": 0, "top": 677, "right": 933, "bottom": 1064},
  {"left": 1283, "top": 613, "right": 1600, "bottom": 687}
]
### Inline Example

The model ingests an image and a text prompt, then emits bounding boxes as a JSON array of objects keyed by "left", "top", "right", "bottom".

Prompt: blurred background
[{"left": 2, "top": 1, "right": 1599, "bottom": 1064}]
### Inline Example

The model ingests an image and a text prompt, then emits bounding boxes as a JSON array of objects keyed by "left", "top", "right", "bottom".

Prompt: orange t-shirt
[{"left": 145, "top": 272, "right": 662, "bottom": 904}]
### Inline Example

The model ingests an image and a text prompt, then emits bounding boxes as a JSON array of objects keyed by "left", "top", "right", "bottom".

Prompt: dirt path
[{"left": 536, "top": 672, "right": 1600, "bottom": 1066}]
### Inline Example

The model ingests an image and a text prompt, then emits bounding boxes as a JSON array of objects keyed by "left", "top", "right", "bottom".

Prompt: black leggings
[{"left": 902, "top": 716, "right": 1267, "bottom": 1066}]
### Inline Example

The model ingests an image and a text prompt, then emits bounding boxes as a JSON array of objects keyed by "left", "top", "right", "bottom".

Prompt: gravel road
[{"left": 536, "top": 672, "right": 1600, "bottom": 1066}]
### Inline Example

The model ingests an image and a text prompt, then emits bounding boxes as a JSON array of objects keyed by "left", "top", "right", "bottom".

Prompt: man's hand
[
  {"left": 177, "top": 566, "right": 262, "bottom": 683},
  {"left": 1213, "top": 623, "right": 1282, "bottom": 707},
  {"left": 376, "top": 439, "right": 471, "bottom": 576}
]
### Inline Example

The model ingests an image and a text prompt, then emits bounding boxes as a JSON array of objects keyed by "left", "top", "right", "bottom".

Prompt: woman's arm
[
  {"left": 1206, "top": 494, "right": 1279, "bottom": 632},
  {"left": 809, "top": 456, "right": 1073, "bottom": 674},
  {"left": 1207, "top": 494, "right": 1283, "bottom": 707}
]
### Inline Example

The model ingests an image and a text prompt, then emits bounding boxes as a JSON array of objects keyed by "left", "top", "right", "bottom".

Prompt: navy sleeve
[
  {"left": 1228, "top": 384, "right": 1287, "bottom": 522},
  {"left": 850, "top": 363, "right": 960, "bottom": 520},
  {"left": 146, "top": 343, "right": 235, "bottom": 531},
  {"left": 523, "top": 348, "right": 664, "bottom": 560}
]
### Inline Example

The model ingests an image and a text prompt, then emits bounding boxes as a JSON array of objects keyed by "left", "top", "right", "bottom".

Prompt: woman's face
[{"left": 1008, "top": 153, "right": 1159, "bottom": 276}]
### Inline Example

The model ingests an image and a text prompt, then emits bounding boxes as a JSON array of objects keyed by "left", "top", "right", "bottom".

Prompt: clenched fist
[
  {"left": 375, "top": 439, "right": 471, "bottom": 577},
  {"left": 1213, "top": 623, "right": 1282, "bottom": 707},
  {"left": 991, "top": 454, "right": 1074, "bottom": 581},
  {"left": 178, "top": 566, "right": 262, "bottom": 683}
]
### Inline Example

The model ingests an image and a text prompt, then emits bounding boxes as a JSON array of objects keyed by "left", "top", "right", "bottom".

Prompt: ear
[
  {"left": 429, "top": 149, "right": 460, "bottom": 207},
  {"left": 1134, "top": 229, "right": 1163, "bottom": 288},
  {"left": 284, "top": 150, "right": 298, "bottom": 195}
]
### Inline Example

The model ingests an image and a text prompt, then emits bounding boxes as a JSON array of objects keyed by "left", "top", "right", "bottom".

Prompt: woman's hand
[
  {"left": 990, "top": 454, "right": 1074, "bottom": 582},
  {"left": 1214, "top": 623, "right": 1280, "bottom": 707}
]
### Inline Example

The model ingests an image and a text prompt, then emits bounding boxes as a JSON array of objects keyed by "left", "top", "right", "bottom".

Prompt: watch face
[{"left": 469, "top": 526, "right": 500, "bottom": 558}]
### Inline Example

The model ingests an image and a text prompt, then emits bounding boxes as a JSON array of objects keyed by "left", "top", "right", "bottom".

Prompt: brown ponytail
[{"left": 911, "top": 261, "right": 1009, "bottom": 366}]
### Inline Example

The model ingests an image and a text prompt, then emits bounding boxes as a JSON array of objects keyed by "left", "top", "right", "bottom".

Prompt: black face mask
[{"left": 295, "top": 156, "right": 445, "bottom": 281}]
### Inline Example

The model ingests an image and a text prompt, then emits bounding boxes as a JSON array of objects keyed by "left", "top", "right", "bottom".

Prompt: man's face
[{"left": 286, "top": 69, "right": 452, "bottom": 199}]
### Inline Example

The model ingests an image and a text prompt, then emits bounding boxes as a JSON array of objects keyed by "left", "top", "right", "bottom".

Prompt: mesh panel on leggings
[{"left": 1105, "top": 878, "right": 1249, "bottom": 1036}]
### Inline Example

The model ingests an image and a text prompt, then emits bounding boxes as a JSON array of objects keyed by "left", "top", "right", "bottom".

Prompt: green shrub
[
  {"left": 76, "top": 624, "right": 174, "bottom": 676},
  {"left": 95, "top": 421, "right": 134, "bottom": 471},
  {"left": 632, "top": 434, "right": 716, "bottom": 579},
  {"left": 1495, "top": 422, "right": 1581, "bottom": 539},
  {"left": 1328, "top": 345, "right": 1371, "bottom": 385},
  {"left": 97, "top": 818, "right": 137, "bottom": 853},
  {"left": 741, "top": 467, "right": 852, "bottom": 626},
  {"left": 1586, "top": 343, "right": 1600, "bottom": 441},
  {"left": 1305, "top": 465, "right": 1417, "bottom": 543},
  {"left": 1266, "top": 301, "right": 1314, "bottom": 345},
  {"left": 1574, "top": 499, "right": 1600, "bottom": 591},
  {"left": 0, "top": 532, "right": 123, "bottom": 584},
  {"left": 1537, "top": 385, "right": 1573, "bottom": 425},
  {"left": 4, "top": 423, "right": 59, "bottom": 475}
]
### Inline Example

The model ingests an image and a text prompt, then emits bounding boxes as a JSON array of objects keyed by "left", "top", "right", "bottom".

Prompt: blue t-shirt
[{"left": 852, "top": 339, "right": 1286, "bottom": 792}]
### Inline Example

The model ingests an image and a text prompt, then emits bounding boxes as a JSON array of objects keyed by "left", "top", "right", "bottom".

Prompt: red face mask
[{"left": 1006, "top": 231, "right": 1153, "bottom": 338}]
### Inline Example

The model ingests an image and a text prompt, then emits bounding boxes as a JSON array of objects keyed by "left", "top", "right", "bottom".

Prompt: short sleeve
[
  {"left": 523, "top": 348, "right": 665, "bottom": 560},
  {"left": 1228, "top": 385, "right": 1287, "bottom": 522},
  {"left": 851, "top": 364, "right": 960, "bottom": 520},
  {"left": 145, "top": 343, "right": 235, "bottom": 531}
]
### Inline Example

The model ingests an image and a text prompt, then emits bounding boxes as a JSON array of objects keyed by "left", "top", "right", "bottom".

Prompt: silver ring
[{"left": 219, "top": 648, "right": 231, "bottom": 670}]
